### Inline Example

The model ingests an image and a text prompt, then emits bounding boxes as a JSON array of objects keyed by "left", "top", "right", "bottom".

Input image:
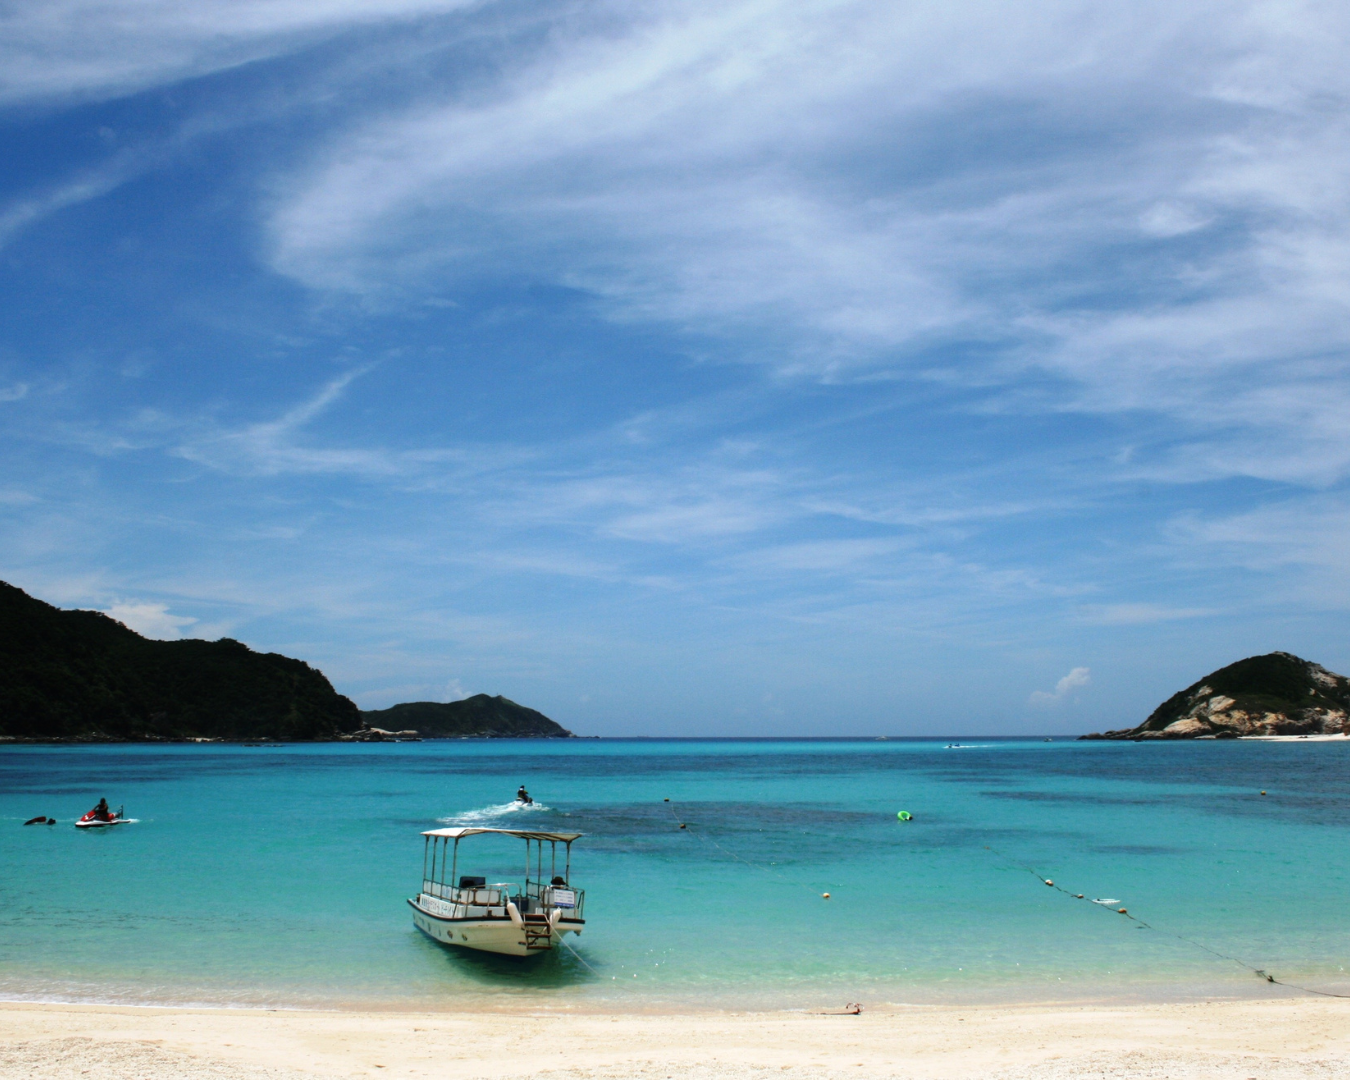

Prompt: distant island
[
  {"left": 0, "top": 581, "right": 573, "bottom": 742},
  {"left": 356, "top": 697, "right": 573, "bottom": 739},
  {"left": 1081, "top": 652, "right": 1350, "bottom": 740}
]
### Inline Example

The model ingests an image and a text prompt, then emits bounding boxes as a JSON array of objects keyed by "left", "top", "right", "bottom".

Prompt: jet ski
[{"left": 75, "top": 804, "right": 127, "bottom": 828}]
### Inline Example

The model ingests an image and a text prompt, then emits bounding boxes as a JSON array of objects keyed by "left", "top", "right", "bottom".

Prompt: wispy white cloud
[
  {"left": 726, "top": 538, "right": 903, "bottom": 574},
  {"left": 598, "top": 482, "right": 785, "bottom": 544},
  {"left": 0, "top": 383, "right": 29, "bottom": 402},
  {"left": 166, "top": 365, "right": 527, "bottom": 481},
  {"left": 0, "top": 159, "right": 145, "bottom": 250},
  {"left": 0, "top": 0, "right": 486, "bottom": 105},
  {"left": 1166, "top": 496, "right": 1350, "bottom": 607},
  {"left": 260, "top": 0, "right": 1350, "bottom": 485},
  {"left": 172, "top": 366, "right": 383, "bottom": 475},
  {"left": 1030, "top": 666, "right": 1090, "bottom": 705},
  {"left": 1076, "top": 603, "right": 1216, "bottom": 626}
]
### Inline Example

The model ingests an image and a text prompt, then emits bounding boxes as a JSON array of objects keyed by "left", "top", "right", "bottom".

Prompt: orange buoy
[
  {"left": 1260, "top": 791, "right": 1267, "bottom": 796},
  {"left": 1118, "top": 908, "right": 1128, "bottom": 914},
  {"left": 822, "top": 892, "right": 831, "bottom": 899},
  {"left": 1045, "top": 880, "right": 1054, "bottom": 887},
  {"left": 679, "top": 823, "right": 686, "bottom": 829}
]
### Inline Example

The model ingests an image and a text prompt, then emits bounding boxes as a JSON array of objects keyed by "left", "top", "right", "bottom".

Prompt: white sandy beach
[
  {"left": 2, "top": 997, "right": 1348, "bottom": 1080},
  {"left": 1240, "top": 734, "right": 1350, "bottom": 742}
]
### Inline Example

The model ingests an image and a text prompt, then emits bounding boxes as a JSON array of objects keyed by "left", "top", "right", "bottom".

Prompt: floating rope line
[
  {"left": 557, "top": 931, "right": 604, "bottom": 978},
  {"left": 665, "top": 803, "right": 1346, "bottom": 999},
  {"left": 665, "top": 800, "right": 835, "bottom": 900},
  {"left": 983, "top": 844, "right": 1350, "bottom": 1000}
]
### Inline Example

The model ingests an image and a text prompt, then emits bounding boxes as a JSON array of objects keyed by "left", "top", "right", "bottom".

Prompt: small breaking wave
[{"left": 438, "top": 801, "right": 552, "bottom": 825}]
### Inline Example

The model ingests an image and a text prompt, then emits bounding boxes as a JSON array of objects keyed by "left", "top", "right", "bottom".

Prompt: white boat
[{"left": 408, "top": 826, "right": 586, "bottom": 957}]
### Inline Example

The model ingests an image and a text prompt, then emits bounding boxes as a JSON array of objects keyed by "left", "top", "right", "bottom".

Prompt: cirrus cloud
[
  {"left": 0, "top": 0, "right": 486, "bottom": 105},
  {"left": 257, "top": 0, "right": 1350, "bottom": 488}
]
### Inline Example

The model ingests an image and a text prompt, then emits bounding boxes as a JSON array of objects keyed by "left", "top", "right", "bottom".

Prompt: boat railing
[
  {"left": 420, "top": 879, "right": 585, "bottom": 919},
  {"left": 521, "top": 881, "right": 585, "bottom": 919},
  {"left": 421, "top": 881, "right": 512, "bottom": 908}
]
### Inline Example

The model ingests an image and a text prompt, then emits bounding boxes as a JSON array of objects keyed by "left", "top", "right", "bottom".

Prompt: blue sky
[{"left": 3, "top": 0, "right": 1349, "bottom": 735}]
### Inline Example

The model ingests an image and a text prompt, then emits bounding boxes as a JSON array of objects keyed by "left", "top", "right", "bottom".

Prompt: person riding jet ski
[
  {"left": 516, "top": 785, "right": 533, "bottom": 805},
  {"left": 76, "top": 798, "right": 121, "bottom": 826}
]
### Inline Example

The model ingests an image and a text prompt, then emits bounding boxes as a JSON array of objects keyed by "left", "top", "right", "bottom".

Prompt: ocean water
[{"left": 2, "top": 738, "right": 1349, "bottom": 1011}]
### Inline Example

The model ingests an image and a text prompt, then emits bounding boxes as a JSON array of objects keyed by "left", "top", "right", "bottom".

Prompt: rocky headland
[{"left": 1081, "top": 651, "right": 1350, "bottom": 740}]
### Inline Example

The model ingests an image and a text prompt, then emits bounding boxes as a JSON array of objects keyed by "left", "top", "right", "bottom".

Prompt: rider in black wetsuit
[{"left": 516, "top": 785, "right": 532, "bottom": 804}]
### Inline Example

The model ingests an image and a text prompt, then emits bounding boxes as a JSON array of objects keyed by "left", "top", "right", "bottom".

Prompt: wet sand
[{"left": 2, "top": 996, "right": 1348, "bottom": 1080}]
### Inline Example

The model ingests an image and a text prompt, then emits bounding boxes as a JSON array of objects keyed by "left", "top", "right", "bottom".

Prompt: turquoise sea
[{"left": 3, "top": 738, "right": 1349, "bottom": 1010}]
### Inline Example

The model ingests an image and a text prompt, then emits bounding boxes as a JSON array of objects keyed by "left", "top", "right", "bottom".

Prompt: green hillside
[
  {"left": 0, "top": 581, "right": 361, "bottom": 741},
  {"left": 360, "top": 695, "right": 573, "bottom": 738}
]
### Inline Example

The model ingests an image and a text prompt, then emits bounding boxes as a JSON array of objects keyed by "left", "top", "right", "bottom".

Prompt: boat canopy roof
[{"left": 422, "top": 827, "right": 583, "bottom": 843}]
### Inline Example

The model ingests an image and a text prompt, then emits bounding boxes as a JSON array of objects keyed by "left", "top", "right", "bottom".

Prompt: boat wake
[{"left": 439, "top": 801, "right": 552, "bottom": 825}]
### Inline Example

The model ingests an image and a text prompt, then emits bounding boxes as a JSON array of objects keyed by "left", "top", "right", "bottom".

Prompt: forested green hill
[
  {"left": 0, "top": 581, "right": 361, "bottom": 741},
  {"left": 359, "top": 695, "right": 573, "bottom": 737}
]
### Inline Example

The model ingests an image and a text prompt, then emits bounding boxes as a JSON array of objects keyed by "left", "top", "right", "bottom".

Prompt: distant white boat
[{"left": 408, "top": 826, "right": 586, "bottom": 957}]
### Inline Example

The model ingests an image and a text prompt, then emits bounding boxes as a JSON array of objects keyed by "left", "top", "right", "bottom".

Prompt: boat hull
[{"left": 408, "top": 898, "right": 582, "bottom": 957}]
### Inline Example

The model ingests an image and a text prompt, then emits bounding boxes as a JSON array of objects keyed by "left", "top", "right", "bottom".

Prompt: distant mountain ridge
[
  {"left": 0, "top": 581, "right": 361, "bottom": 741},
  {"left": 1082, "top": 652, "right": 1350, "bottom": 740},
  {"left": 358, "top": 696, "right": 573, "bottom": 738}
]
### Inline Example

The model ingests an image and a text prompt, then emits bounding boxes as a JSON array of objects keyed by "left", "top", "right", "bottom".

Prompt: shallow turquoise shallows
[{"left": 3, "top": 739, "right": 1349, "bottom": 1010}]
